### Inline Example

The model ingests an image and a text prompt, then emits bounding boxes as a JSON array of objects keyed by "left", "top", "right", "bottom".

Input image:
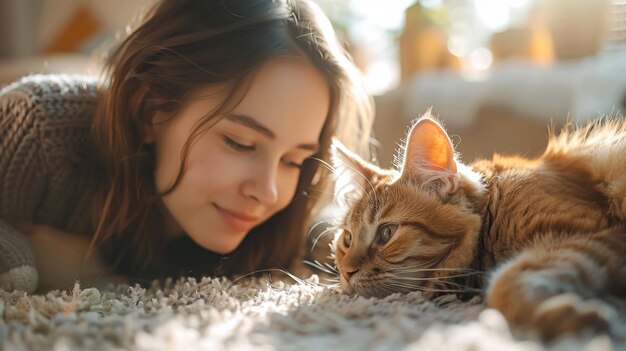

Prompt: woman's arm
[
  {"left": 0, "top": 79, "right": 47, "bottom": 293},
  {"left": 18, "top": 224, "right": 126, "bottom": 292},
  {"left": 1, "top": 75, "right": 100, "bottom": 292}
]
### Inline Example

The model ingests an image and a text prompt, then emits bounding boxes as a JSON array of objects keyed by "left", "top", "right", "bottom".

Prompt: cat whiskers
[
  {"left": 391, "top": 267, "right": 485, "bottom": 279},
  {"left": 310, "top": 226, "right": 339, "bottom": 252},
  {"left": 309, "top": 157, "right": 378, "bottom": 207},
  {"left": 307, "top": 219, "right": 331, "bottom": 236},
  {"left": 393, "top": 276, "right": 480, "bottom": 291},
  {"left": 301, "top": 183, "right": 370, "bottom": 209},
  {"left": 302, "top": 260, "right": 341, "bottom": 285},
  {"left": 229, "top": 268, "right": 337, "bottom": 289},
  {"left": 307, "top": 219, "right": 336, "bottom": 244},
  {"left": 386, "top": 273, "right": 481, "bottom": 294},
  {"left": 386, "top": 267, "right": 484, "bottom": 294},
  {"left": 372, "top": 282, "right": 395, "bottom": 297},
  {"left": 387, "top": 281, "right": 480, "bottom": 294},
  {"left": 390, "top": 267, "right": 484, "bottom": 275},
  {"left": 303, "top": 259, "right": 339, "bottom": 276}
]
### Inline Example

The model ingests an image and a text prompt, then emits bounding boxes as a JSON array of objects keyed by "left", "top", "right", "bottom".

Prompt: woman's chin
[{"left": 189, "top": 231, "right": 246, "bottom": 255}]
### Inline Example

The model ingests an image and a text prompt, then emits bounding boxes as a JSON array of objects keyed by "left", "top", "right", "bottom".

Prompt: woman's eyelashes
[
  {"left": 282, "top": 158, "right": 303, "bottom": 169},
  {"left": 283, "top": 153, "right": 314, "bottom": 169},
  {"left": 222, "top": 134, "right": 307, "bottom": 169},
  {"left": 223, "top": 135, "right": 255, "bottom": 152}
]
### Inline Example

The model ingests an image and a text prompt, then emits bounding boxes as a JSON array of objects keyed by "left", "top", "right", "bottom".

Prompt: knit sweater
[{"left": 0, "top": 74, "right": 99, "bottom": 292}]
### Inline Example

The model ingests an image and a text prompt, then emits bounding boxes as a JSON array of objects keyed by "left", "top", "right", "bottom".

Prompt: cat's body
[
  {"left": 331, "top": 114, "right": 626, "bottom": 341},
  {"left": 475, "top": 130, "right": 625, "bottom": 271}
]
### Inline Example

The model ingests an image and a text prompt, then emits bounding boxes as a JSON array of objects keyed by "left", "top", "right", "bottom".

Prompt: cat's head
[{"left": 331, "top": 113, "right": 485, "bottom": 298}]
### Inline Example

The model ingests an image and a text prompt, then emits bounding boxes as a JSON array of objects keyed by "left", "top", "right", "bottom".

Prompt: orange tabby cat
[{"left": 331, "top": 111, "right": 626, "bottom": 341}]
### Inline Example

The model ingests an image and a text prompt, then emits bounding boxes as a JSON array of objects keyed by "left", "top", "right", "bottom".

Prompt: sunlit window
[{"left": 317, "top": 0, "right": 615, "bottom": 95}]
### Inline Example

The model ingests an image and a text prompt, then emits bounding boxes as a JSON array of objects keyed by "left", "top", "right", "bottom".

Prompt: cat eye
[
  {"left": 343, "top": 231, "right": 352, "bottom": 248},
  {"left": 377, "top": 223, "right": 399, "bottom": 244}
]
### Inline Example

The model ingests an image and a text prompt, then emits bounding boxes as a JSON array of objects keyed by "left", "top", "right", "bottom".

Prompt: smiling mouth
[{"left": 214, "top": 204, "right": 260, "bottom": 232}]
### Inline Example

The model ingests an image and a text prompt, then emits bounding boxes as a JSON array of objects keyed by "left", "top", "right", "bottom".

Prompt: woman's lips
[{"left": 214, "top": 204, "right": 260, "bottom": 232}]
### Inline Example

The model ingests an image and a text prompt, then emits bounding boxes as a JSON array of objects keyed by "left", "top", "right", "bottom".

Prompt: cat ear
[
  {"left": 331, "top": 138, "right": 383, "bottom": 207},
  {"left": 401, "top": 115, "right": 459, "bottom": 195}
]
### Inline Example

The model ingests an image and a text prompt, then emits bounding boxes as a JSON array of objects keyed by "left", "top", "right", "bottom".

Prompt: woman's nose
[{"left": 242, "top": 162, "right": 279, "bottom": 206}]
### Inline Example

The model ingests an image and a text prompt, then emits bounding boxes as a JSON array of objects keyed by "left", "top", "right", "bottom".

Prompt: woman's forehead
[{"left": 229, "top": 58, "right": 330, "bottom": 143}]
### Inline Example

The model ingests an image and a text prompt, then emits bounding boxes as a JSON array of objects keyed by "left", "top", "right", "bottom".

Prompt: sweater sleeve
[
  {"left": 0, "top": 74, "right": 98, "bottom": 293},
  {"left": 0, "top": 78, "right": 50, "bottom": 292}
]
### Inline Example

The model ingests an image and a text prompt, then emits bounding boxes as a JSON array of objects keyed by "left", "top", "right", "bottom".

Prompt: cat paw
[{"left": 531, "top": 293, "right": 615, "bottom": 342}]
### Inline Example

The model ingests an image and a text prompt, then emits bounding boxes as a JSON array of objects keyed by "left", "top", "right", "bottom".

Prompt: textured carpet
[{"left": 1, "top": 275, "right": 624, "bottom": 351}]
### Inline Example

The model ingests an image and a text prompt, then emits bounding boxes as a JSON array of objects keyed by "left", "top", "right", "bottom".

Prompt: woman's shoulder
[
  {"left": 1, "top": 74, "right": 99, "bottom": 124},
  {"left": 1, "top": 74, "right": 98, "bottom": 95},
  {"left": 0, "top": 75, "right": 101, "bottom": 226},
  {"left": 1, "top": 74, "right": 100, "bottom": 161}
]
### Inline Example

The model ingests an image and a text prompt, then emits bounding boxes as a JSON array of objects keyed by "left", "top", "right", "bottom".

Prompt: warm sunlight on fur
[{"left": 330, "top": 111, "right": 626, "bottom": 342}]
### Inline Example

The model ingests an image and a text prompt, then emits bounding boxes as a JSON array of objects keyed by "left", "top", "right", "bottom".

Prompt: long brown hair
[{"left": 89, "top": 0, "right": 374, "bottom": 278}]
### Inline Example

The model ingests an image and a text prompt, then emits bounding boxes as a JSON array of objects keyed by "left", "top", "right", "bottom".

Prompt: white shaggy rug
[{"left": 1, "top": 275, "right": 624, "bottom": 351}]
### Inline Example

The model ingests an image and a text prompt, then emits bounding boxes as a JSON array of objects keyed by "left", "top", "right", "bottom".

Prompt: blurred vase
[
  {"left": 398, "top": 2, "right": 460, "bottom": 82},
  {"left": 539, "top": 0, "right": 610, "bottom": 60},
  {"left": 490, "top": 25, "right": 554, "bottom": 65}
]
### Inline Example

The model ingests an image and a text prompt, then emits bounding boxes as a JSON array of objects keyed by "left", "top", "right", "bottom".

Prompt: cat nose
[{"left": 342, "top": 267, "right": 359, "bottom": 282}]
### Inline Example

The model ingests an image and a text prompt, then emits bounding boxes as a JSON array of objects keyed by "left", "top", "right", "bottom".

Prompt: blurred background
[{"left": 1, "top": 0, "right": 625, "bottom": 166}]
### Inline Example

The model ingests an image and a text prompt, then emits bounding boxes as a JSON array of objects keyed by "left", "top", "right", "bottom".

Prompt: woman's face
[{"left": 145, "top": 58, "right": 330, "bottom": 254}]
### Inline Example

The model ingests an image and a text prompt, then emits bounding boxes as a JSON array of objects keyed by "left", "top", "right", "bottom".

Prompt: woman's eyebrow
[
  {"left": 226, "top": 114, "right": 275, "bottom": 139},
  {"left": 226, "top": 114, "right": 319, "bottom": 151}
]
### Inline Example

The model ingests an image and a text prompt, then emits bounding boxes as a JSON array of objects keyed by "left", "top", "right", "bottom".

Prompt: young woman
[{"left": 0, "top": 0, "right": 373, "bottom": 292}]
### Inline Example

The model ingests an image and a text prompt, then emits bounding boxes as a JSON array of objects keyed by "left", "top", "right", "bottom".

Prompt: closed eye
[
  {"left": 223, "top": 135, "right": 255, "bottom": 152},
  {"left": 282, "top": 154, "right": 314, "bottom": 169},
  {"left": 282, "top": 152, "right": 315, "bottom": 169},
  {"left": 282, "top": 158, "right": 303, "bottom": 169}
]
